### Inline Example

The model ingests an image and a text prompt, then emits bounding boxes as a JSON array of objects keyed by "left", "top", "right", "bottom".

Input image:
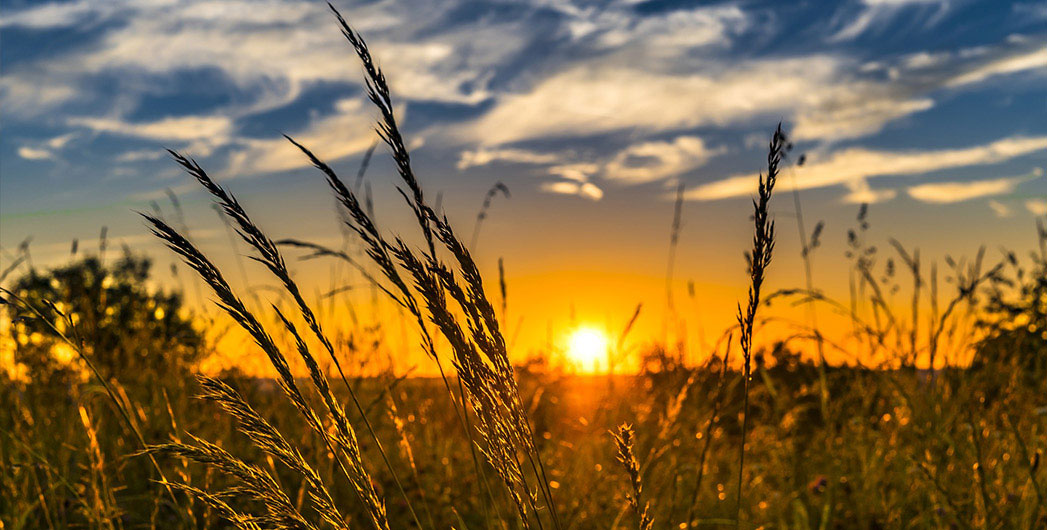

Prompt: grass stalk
[{"left": 733, "top": 124, "right": 786, "bottom": 529}]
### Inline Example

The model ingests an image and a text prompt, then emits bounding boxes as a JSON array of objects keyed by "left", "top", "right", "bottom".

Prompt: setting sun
[{"left": 566, "top": 327, "right": 609, "bottom": 373}]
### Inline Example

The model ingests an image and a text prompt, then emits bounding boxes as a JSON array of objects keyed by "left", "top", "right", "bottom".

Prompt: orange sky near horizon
[{"left": 3, "top": 175, "right": 1037, "bottom": 379}]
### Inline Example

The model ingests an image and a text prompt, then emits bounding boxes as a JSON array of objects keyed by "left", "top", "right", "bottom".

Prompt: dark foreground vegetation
[{"left": 2, "top": 4, "right": 1045, "bottom": 530}]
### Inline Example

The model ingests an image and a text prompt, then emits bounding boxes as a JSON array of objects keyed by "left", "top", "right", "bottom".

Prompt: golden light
[{"left": 566, "top": 326, "right": 609, "bottom": 373}]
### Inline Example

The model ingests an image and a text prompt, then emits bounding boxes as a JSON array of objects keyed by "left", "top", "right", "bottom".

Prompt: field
[
  {"left": 2, "top": 4, "right": 1046, "bottom": 530},
  {"left": 3, "top": 320, "right": 1046, "bottom": 529}
]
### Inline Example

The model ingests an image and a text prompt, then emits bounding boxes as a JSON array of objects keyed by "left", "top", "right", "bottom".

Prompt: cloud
[
  {"left": 470, "top": 135, "right": 725, "bottom": 199},
  {"left": 115, "top": 149, "right": 167, "bottom": 163},
  {"left": 457, "top": 147, "right": 564, "bottom": 170},
  {"left": 226, "top": 98, "right": 376, "bottom": 175},
  {"left": 0, "top": 0, "right": 532, "bottom": 131},
  {"left": 46, "top": 133, "right": 78, "bottom": 150},
  {"left": 567, "top": 5, "right": 749, "bottom": 53},
  {"left": 17, "top": 146, "right": 53, "bottom": 160},
  {"left": 0, "top": 74, "right": 78, "bottom": 118},
  {"left": 454, "top": 31, "right": 1044, "bottom": 146},
  {"left": 540, "top": 180, "right": 603, "bottom": 201},
  {"left": 906, "top": 169, "right": 1041, "bottom": 203},
  {"left": 457, "top": 41, "right": 1044, "bottom": 147},
  {"left": 945, "top": 46, "right": 1047, "bottom": 88},
  {"left": 0, "top": 0, "right": 115, "bottom": 29},
  {"left": 58, "top": 1, "right": 504, "bottom": 105},
  {"left": 1026, "top": 200, "right": 1047, "bottom": 216},
  {"left": 458, "top": 57, "right": 910, "bottom": 145},
  {"left": 549, "top": 163, "right": 600, "bottom": 183},
  {"left": 604, "top": 136, "right": 723, "bottom": 183},
  {"left": 687, "top": 135, "right": 1047, "bottom": 201},
  {"left": 69, "top": 115, "right": 234, "bottom": 142},
  {"left": 460, "top": 136, "right": 724, "bottom": 192},
  {"left": 842, "top": 180, "right": 898, "bottom": 204},
  {"left": 829, "top": 0, "right": 947, "bottom": 43},
  {"left": 988, "top": 199, "right": 1012, "bottom": 217}
]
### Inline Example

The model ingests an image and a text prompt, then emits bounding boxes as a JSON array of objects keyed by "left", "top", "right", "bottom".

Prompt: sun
[{"left": 566, "top": 326, "right": 609, "bottom": 373}]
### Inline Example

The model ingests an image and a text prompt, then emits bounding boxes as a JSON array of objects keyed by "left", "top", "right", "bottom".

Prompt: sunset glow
[{"left": 566, "top": 327, "right": 609, "bottom": 373}]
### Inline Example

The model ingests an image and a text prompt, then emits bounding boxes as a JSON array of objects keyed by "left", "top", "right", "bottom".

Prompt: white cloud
[
  {"left": 0, "top": 0, "right": 524, "bottom": 125},
  {"left": 688, "top": 136, "right": 1047, "bottom": 201},
  {"left": 574, "top": 5, "right": 749, "bottom": 53},
  {"left": 457, "top": 147, "right": 563, "bottom": 170},
  {"left": 459, "top": 135, "right": 724, "bottom": 193},
  {"left": 792, "top": 97, "right": 933, "bottom": 141},
  {"left": 64, "top": 1, "right": 506, "bottom": 106},
  {"left": 1026, "top": 199, "right": 1047, "bottom": 216},
  {"left": 226, "top": 98, "right": 376, "bottom": 175},
  {"left": 0, "top": 0, "right": 117, "bottom": 29},
  {"left": 0, "top": 74, "right": 78, "bottom": 118},
  {"left": 906, "top": 170, "right": 1041, "bottom": 203},
  {"left": 17, "top": 146, "right": 53, "bottom": 160},
  {"left": 945, "top": 46, "right": 1047, "bottom": 88},
  {"left": 457, "top": 43, "right": 1042, "bottom": 146},
  {"left": 60, "top": 97, "right": 376, "bottom": 175},
  {"left": 604, "top": 136, "right": 723, "bottom": 183},
  {"left": 549, "top": 163, "right": 599, "bottom": 183},
  {"left": 842, "top": 179, "right": 897, "bottom": 204},
  {"left": 69, "top": 115, "right": 234, "bottom": 142},
  {"left": 460, "top": 57, "right": 912, "bottom": 145},
  {"left": 540, "top": 180, "right": 603, "bottom": 201},
  {"left": 46, "top": 133, "right": 78, "bottom": 150},
  {"left": 830, "top": 0, "right": 947, "bottom": 42}
]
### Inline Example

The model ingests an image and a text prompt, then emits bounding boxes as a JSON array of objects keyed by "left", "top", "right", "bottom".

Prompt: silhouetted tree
[{"left": 6, "top": 253, "right": 207, "bottom": 383}]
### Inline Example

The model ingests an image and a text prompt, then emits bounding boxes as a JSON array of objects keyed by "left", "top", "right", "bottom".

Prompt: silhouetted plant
[{"left": 5, "top": 253, "right": 206, "bottom": 383}]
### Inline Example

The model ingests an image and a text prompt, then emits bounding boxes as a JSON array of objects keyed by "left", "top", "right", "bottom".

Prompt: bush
[{"left": 5, "top": 253, "right": 207, "bottom": 383}]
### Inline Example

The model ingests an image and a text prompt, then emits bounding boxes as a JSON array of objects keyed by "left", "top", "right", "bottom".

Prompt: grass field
[{"left": 1, "top": 4, "right": 1045, "bottom": 530}]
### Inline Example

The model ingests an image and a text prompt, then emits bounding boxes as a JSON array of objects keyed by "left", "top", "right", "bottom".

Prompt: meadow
[{"left": 1, "top": 5, "right": 1045, "bottom": 530}]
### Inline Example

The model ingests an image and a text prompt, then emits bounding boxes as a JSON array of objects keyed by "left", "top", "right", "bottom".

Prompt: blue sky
[{"left": 1, "top": 0, "right": 1046, "bottom": 354}]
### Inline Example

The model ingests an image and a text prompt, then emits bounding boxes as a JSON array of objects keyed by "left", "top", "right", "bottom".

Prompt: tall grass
[{"left": 733, "top": 124, "right": 786, "bottom": 528}]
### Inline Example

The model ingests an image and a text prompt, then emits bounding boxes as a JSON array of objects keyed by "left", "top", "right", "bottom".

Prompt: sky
[{"left": 1, "top": 0, "right": 1046, "bottom": 371}]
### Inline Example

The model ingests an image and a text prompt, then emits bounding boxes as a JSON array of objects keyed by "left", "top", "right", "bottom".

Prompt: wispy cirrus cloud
[
  {"left": 69, "top": 115, "right": 234, "bottom": 143},
  {"left": 687, "top": 136, "right": 1047, "bottom": 201},
  {"left": 906, "top": 169, "right": 1042, "bottom": 203},
  {"left": 945, "top": 45, "right": 1047, "bottom": 88},
  {"left": 828, "top": 0, "right": 948, "bottom": 42}
]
